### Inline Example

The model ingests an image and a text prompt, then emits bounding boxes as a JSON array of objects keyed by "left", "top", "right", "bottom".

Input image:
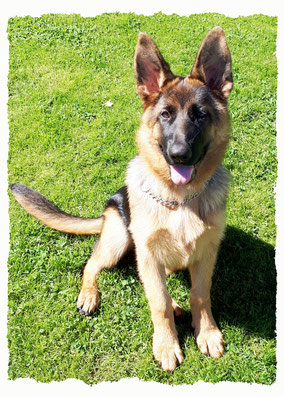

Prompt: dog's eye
[
  {"left": 190, "top": 105, "right": 206, "bottom": 122},
  {"left": 160, "top": 110, "right": 170, "bottom": 119}
]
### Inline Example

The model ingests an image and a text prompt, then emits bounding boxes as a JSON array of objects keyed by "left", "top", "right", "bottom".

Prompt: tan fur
[
  {"left": 123, "top": 146, "right": 228, "bottom": 369},
  {"left": 12, "top": 187, "right": 104, "bottom": 234},
  {"left": 77, "top": 207, "right": 133, "bottom": 314}
]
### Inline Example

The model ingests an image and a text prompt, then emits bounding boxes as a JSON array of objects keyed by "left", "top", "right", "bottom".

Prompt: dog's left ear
[
  {"left": 190, "top": 27, "right": 233, "bottom": 99},
  {"left": 135, "top": 33, "right": 175, "bottom": 101}
]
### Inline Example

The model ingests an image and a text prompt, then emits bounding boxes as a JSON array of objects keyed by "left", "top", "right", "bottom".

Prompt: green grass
[{"left": 7, "top": 13, "right": 277, "bottom": 385}]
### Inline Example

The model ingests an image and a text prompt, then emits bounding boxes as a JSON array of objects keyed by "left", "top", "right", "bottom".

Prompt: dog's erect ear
[
  {"left": 190, "top": 27, "right": 233, "bottom": 99},
  {"left": 135, "top": 33, "right": 175, "bottom": 101}
]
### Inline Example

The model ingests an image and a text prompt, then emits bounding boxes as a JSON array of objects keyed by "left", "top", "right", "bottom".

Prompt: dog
[{"left": 10, "top": 26, "right": 233, "bottom": 372}]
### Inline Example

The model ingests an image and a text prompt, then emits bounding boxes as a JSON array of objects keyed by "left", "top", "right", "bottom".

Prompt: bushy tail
[{"left": 10, "top": 183, "right": 104, "bottom": 235}]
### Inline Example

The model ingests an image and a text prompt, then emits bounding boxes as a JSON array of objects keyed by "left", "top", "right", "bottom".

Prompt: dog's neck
[
  {"left": 126, "top": 155, "right": 212, "bottom": 208},
  {"left": 140, "top": 180, "right": 209, "bottom": 210},
  {"left": 126, "top": 156, "right": 230, "bottom": 218}
]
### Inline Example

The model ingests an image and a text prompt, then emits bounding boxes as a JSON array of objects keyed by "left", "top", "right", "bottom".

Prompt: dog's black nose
[{"left": 168, "top": 143, "right": 192, "bottom": 164}]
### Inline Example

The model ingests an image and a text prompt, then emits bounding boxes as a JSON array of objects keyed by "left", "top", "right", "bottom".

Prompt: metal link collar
[{"left": 142, "top": 180, "right": 209, "bottom": 210}]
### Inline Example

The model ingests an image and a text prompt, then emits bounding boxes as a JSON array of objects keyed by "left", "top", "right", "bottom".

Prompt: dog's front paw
[
  {"left": 76, "top": 288, "right": 99, "bottom": 316},
  {"left": 195, "top": 327, "right": 224, "bottom": 358},
  {"left": 153, "top": 331, "right": 183, "bottom": 372}
]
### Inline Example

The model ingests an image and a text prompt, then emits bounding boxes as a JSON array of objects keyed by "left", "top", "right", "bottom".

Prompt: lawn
[{"left": 7, "top": 13, "right": 277, "bottom": 385}]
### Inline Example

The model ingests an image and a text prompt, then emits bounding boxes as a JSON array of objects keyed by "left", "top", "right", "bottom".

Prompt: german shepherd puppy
[{"left": 10, "top": 26, "right": 233, "bottom": 372}]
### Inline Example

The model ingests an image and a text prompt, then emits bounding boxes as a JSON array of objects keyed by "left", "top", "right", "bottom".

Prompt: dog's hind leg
[
  {"left": 171, "top": 299, "right": 185, "bottom": 320},
  {"left": 77, "top": 206, "right": 132, "bottom": 315}
]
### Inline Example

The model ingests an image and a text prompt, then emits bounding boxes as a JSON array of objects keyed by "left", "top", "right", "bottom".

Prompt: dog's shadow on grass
[
  {"left": 116, "top": 225, "right": 276, "bottom": 342},
  {"left": 212, "top": 225, "right": 276, "bottom": 340}
]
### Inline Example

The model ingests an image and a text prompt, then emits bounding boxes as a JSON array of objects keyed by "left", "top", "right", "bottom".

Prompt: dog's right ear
[{"left": 135, "top": 33, "right": 175, "bottom": 102}]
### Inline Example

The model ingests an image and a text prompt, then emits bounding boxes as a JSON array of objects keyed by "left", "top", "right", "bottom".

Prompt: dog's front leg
[
  {"left": 137, "top": 251, "right": 183, "bottom": 372},
  {"left": 189, "top": 249, "right": 224, "bottom": 358}
]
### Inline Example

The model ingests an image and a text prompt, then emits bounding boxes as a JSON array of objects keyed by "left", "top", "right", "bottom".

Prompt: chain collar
[{"left": 141, "top": 180, "right": 209, "bottom": 210}]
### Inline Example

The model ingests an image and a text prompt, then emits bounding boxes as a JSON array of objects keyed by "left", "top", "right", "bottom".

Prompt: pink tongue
[{"left": 170, "top": 165, "right": 193, "bottom": 185}]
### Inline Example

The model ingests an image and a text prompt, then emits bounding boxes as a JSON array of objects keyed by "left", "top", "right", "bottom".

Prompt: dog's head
[{"left": 135, "top": 27, "right": 233, "bottom": 188}]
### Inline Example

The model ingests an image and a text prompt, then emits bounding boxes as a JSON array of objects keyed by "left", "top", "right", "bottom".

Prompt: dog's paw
[
  {"left": 195, "top": 327, "right": 224, "bottom": 358},
  {"left": 76, "top": 289, "right": 99, "bottom": 316},
  {"left": 153, "top": 332, "right": 183, "bottom": 372}
]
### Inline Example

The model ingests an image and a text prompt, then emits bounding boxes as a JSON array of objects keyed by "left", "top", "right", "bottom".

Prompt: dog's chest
[
  {"left": 134, "top": 202, "right": 208, "bottom": 270},
  {"left": 159, "top": 205, "right": 205, "bottom": 260},
  {"left": 126, "top": 156, "right": 217, "bottom": 268},
  {"left": 167, "top": 205, "right": 205, "bottom": 245}
]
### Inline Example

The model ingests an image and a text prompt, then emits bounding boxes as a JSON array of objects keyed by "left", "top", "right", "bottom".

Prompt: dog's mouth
[{"left": 159, "top": 144, "right": 208, "bottom": 185}]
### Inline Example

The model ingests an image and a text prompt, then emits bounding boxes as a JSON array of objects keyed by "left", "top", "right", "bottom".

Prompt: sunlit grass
[{"left": 8, "top": 13, "right": 277, "bottom": 385}]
